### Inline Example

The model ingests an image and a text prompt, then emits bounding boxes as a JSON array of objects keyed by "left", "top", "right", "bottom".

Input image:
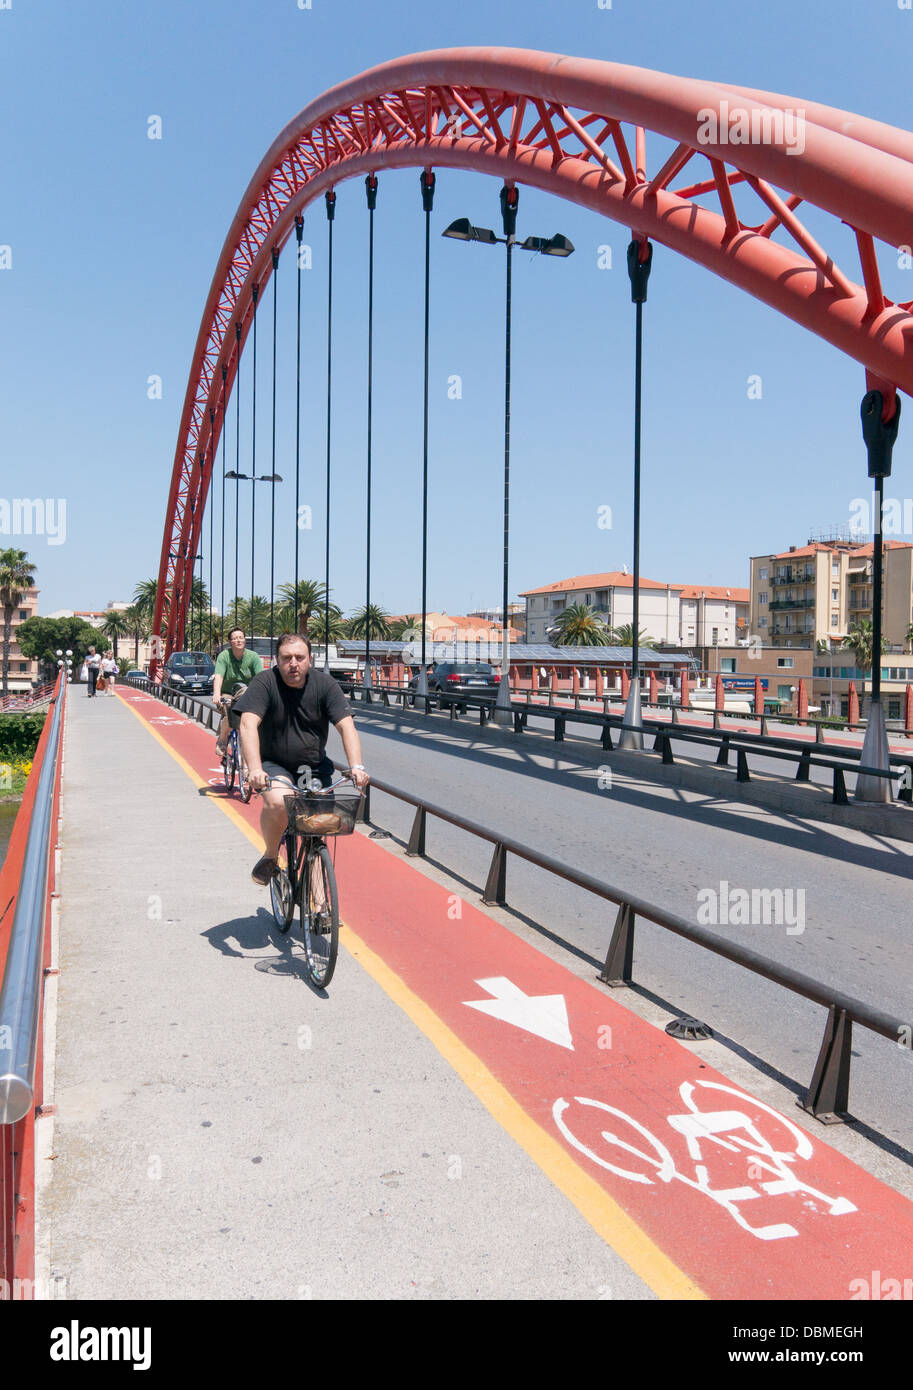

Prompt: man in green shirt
[{"left": 213, "top": 627, "right": 264, "bottom": 756}]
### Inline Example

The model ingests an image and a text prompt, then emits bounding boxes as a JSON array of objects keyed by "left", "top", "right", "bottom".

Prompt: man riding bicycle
[
  {"left": 234, "top": 631, "right": 370, "bottom": 885},
  {"left": 213, "top": 627, "right": 263, "bottom": 757}
]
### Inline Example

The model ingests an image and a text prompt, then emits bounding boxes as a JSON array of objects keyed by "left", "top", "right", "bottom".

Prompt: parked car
[
  {"left": 409, "top": 661, "right": 500, "bottom": 697},
  {"left": 162, "top": 651, "right": 215, "bottom": 695},
  {"left": 126, "top": 669, "right": 146, "bottom": 681}
]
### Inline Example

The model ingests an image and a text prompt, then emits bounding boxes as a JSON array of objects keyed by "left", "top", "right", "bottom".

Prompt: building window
[
  {"left": 832, "top": 559, "right": 839, "bottom": 572},
  {"left": 711, "top": 627, "right": 719, "bottom": 645},
  {"left": 759, "top": 566, "right": 768, "bottom": 580},
  {"left": 777, "top": 656, "right": 794, "bottom": 668},
  {"left": 758, "top": 592, "right": 767, "bottom": 605},
  {"left": 18, "top": 662, "right": 26, "bottom": 672},
  {"left": 831, "top": 588, "right": 838, "bottom": 601},
  {"left": 889, "top": 699, "right": 902, "bottom": 719},
  {"left": 18, "top": 609, "right": 28, "bottom": 621},
  {"left": 831, "top": 614, "right": 839, "bottom": 627},
  {"left": 777, "top": 684, "right": 793, "bottom": 701},
  {"left": 721, "top": 658, "right": 736, "bottom": 672},
  {"left": 758, "top": 616, "right": 767, "bottom": 628}
]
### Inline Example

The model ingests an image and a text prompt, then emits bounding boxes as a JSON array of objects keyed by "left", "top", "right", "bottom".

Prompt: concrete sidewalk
[{"left": 36, "top": 687, "right": 651, "bottom": 1300}]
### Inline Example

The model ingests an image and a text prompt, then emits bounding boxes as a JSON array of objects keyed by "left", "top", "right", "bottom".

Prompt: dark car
[
  {"left": 162, "top": 651, "right": 215, "bottom": 695},
  {"left": 409, "top": 661, "right": 501, "bottom": 697}
]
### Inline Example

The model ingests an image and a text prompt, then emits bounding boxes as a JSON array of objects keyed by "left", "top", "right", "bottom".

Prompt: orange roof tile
[
  {"left": 520, "top": 571, "right": 674, "bottom": 595},
  {"left": 679, "top": 585, "right": 750, "bottom": 601}
]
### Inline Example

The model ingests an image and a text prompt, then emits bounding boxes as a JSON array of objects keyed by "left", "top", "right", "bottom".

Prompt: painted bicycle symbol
[{"left": 553, "top": 1079, "right": 856, "bottom": 1241}]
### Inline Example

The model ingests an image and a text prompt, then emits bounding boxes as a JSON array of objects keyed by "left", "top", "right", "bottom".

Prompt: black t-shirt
[{"left": 233, "top": 667, "right": 350, "bottom": 770}]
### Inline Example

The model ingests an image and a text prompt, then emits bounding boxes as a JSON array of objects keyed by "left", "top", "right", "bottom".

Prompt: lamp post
[
  {"left": 224, "top": 471, "right": 283, "bottom": 647},
  {"left": 443, "top": 190, "right": 574, "bottom": 725}
]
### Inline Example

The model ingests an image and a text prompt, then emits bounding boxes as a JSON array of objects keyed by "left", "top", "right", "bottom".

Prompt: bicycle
[
  {"left": 218, "top": 689, "right": 252, "bottom": 803},
  {"left": 266, "top": 772, "right": 363, "bottom": 988}
]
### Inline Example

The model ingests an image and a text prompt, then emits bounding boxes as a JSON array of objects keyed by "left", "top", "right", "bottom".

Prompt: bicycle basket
[{"left": 283, "top": 786, "right": 362, "bottom": 837}]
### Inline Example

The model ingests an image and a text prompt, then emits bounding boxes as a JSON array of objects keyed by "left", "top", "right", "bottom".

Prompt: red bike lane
[{"left": 116, "top": 685, "right": 913, "bottom": 1301}]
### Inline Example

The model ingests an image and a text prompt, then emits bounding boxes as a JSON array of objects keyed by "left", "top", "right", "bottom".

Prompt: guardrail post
[
  {"left": 800, "top": 1005, "right": 852, "bottom": 1122},
  {"left": 599, "top": 904, "right": 634, "bottom": 987},
  {"left": 795, "top": 749, "right": 811, "bottom": 782},
  {"left": 479, "top": 703, "right": 488, "bottom": 727},
  {"left": 406, "top": 806, "right": 426, "bottom": 857},
  {"left": 760, "top": 716, "right": 769, "bottom": 736},
  {"left": 651, "top": 728, "right": 664, "bottom": 752},
  {"left": 482, "top": 842, "right": 507, "bottom": 906},
  {"left": 357, "top": 784, "right": 370, "bottom": 822},
  {"left": 815, "top": 722, "right": 825, "bottom": 744},
  {"left": 601, "top": 722, "right": 613, "bottom": 751},
  {"left": 661, "top": 732, "right": 675, "bottom": 765},
  {"left": 554, "top": 716, "right": 565, "bottom": 742},
  {"left": 513, "top": 711, "right": 524, "bottom": 734},
  {"left": 671, "top": 705, "right": 679, "bottom": 724},
  {"left": 833, "top": 767, "right": 849, "bottom": 805},
  {"left": 381, "top": 689, "right": 390, "bottom": 708},
  {"left": 716, "top": 734, "right": 730, "bottom": 767},
  {"left": 736, "top": 749, "right": 750, "bottom": 782},
  {"left": 449, "top": 701, "right": 458, "bottom": 721}
]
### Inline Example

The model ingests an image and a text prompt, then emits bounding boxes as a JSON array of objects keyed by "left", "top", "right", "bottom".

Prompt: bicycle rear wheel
[{"left": 298, "top": 842, "right": 339, "bottom": 987}]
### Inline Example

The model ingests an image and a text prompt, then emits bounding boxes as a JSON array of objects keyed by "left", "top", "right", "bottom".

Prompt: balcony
[
  {"left": 768, "top": 597, "right": 813, "bottom": 611},
  {"left": 771, "top": 566, "right": 814, "bottom": 585}
]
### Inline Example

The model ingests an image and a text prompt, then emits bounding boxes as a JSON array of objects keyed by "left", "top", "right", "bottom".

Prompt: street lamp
[
  {"left": 443, "top": 190, "right": 574, "bottom": 724},
  {"left": 224, "top": 471, "right": 283, "bottom": 648}
]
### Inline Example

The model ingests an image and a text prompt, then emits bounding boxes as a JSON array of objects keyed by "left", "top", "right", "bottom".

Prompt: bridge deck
[{"left": 36, "top": 684, "right": 913, "bottom": 1300}]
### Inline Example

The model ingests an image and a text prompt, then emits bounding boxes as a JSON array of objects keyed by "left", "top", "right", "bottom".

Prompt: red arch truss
[{"left": 154, "top": 46, "right": 913, "bottom": 664}]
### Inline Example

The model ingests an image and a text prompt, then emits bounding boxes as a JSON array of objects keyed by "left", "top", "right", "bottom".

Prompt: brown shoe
[{"left": 251, "top": 856, "right": 278, "bottom": 886}]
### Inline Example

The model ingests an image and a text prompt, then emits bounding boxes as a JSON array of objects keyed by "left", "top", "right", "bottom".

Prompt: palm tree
[
  {"left": 123, "top": 604, "right": 151, "bottom": 666},
  {"left": 389, "top": 614, "right": 423, "bottom": 641},
  {"left": 842, "top": 618, "right": 888, "bottom": 677},
  {"left": 548, "top": 604, "right": 611, "bottom": 647},
  {"left": 100, "top": 608, "right": 131, "bottom": 660},
  {"left": 609, "top": 622, "right": 659, "bottom": 649},
  {"left": 132, "top": 578, "right": 160, "bottom": 626},
  {"left": 234, "top": 596, "right": 271, "bottom": 637},
  {"left": 347, "top": 603, "right": 391, "bottom": 641},
  {"left": 0, "top": 548, "right": 36, "bottom": 697},
  {"left": 309, "top": 603, "right": 348, "bottom": 644},
  {"left": 276, "top": 579, "right": 328, "bottom": 636}
]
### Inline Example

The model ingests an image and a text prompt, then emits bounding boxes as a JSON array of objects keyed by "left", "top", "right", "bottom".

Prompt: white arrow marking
[{"left": 463, "top": 977, "right": 574, "bottom": 1050}]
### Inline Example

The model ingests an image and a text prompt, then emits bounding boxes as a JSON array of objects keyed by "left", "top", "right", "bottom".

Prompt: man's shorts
[{"left": 262, "top": 756, "right": 334, "bottom": 791}]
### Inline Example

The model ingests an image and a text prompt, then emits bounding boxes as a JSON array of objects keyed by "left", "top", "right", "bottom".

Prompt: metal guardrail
[
  {"left": 127, "top": 673, "right": 909, "bottom": 1122},
  {"left": 355, "top": 681, "right": 912, "bottom": 804},
  {"left": 0, "top": 674, "right": 66, "bottom": 1125},
  {"left": 361, "top": 770, "right": 908, "bottom": 1125}
]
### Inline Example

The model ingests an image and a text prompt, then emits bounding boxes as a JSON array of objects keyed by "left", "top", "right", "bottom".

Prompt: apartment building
[
  {"left": 2, "top": 585, "right": 40, "bottom": 691},
  {"left": 522, "top": 572, "right": 683, "bottom": 644},
  {"left": 750, "top": 540, "right": 913, "bottom": 650},
  {"left": 521, "top": 572, "right": 749, "bottom": 647}
]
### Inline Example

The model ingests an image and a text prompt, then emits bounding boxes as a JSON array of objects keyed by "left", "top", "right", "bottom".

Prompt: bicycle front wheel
[
  {"left": 238, "top": 752, "right": 252, "bottom": 803},
  {"left": 222, "top": 737, "right": 236, "bottom": 791},
  {"left": 298, "top": 842, "right": 339, "bottom": 988}
]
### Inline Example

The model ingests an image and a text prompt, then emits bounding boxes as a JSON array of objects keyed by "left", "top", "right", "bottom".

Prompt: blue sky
[{"left": 2, "top": 0, "right": 912, "bottom": 621}]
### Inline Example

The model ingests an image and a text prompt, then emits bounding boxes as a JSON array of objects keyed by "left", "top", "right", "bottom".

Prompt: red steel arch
[{"left": 153, "top": 46, "right": 913, "bottom": 665}]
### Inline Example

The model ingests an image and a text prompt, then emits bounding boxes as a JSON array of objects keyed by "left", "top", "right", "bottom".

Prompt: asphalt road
[{"left": 345, "top": 702, "right": 913, "bottom": 1166}]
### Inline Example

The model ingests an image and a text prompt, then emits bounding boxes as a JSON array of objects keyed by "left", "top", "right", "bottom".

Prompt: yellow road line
[
  {"left": 343, "top": 924, "right": 705, "bottom": 1301},
  {"left": 116, "top": 689, "right": 706, "bottom": 1301}
]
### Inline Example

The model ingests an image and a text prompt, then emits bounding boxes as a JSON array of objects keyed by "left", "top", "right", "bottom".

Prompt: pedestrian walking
[
  {"left": 102, "top": 651, "right": 118, "bottom": 696},
  {"left": 86, "top": 647, "right": 101, "bottom": 698}
]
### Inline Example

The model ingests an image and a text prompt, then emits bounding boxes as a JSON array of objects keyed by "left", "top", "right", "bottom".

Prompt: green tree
[
  {"left": 123, "top": 604, "right": 150, "bottom": 666},
  {"left": 132, "top": 578, "right": 160, "bottom": 626},
  {"left": 347, "top": 603, "right": 391, "bottom": 641},
  {"left": 275, "top": 579, "right": 328, "bottom": 636},
  {"left": 17, "top": 616, "right": 104, "bottom": 682},
  {"left": 234, "top": 596, "right": 270, "bottom": 637},
  {"left": 100, "top": 608, "right": 131, "bottom": 660},
  {"left": 609, "top": 622, "right": 659, "bottom": 649},
  {"left": 388, "top": 614, "right": 422, "bottom": 641},
  {"left": 0, "top": 548, "right": 37, "bottom": 697},
  {"left": 309, "top": 603, "right": 348, "bottom": 644},
  {"left": 549, "top": 604, "right": 611, "bottom": 647},
  {"left": 842, "top": 618, "right": 888, "bottom": 677},
  {"left": 905, "top": 623, "right": 913, "bottom": 655}
]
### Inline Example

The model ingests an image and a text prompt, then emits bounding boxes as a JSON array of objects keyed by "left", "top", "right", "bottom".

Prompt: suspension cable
[
  {"left": 324, "top": 190, "right": 336, "bottom": 663},
  {"left": 295, "top": 215, "right": 304, "bottom": 631},
  {"left": 365, "top": 175, "right": 378, "bottom": 684},
  {"left": 270, "top": 245, "right": 280, "bottom": 654}
]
